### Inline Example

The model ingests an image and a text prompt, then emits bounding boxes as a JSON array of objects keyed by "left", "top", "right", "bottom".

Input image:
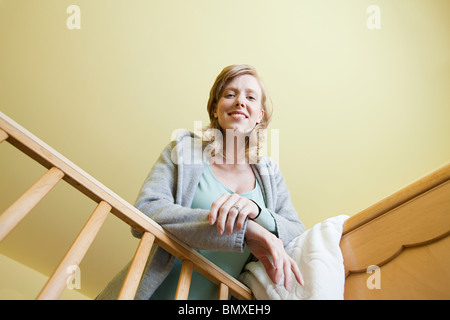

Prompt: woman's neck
[{"left": 222, "top": 129, "right": 248, "bottom": 165}]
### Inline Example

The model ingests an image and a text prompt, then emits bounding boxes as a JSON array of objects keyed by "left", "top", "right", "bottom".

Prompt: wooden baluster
[
  {"left": 0, "top": 128, "right": 8, "bottom": 143},
  {"left": 174, "top": 260, "right": 194, "bottom": 300},
  {"left": 218, "top": 283, "right": 229, "bottom": 300},
  {"left": 117, "top": 231, "right": 155, "bottom": 300},
  {"left": 0, "top": 167, "right": 64, "bottom": 242},
  {"left": 37, "top": 200, "right": 111, "bottom": 300}
]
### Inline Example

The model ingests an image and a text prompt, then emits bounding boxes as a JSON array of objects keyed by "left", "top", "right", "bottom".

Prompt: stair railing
[{"left": 0, "top": 111, "right": 253, "bottom": 300}]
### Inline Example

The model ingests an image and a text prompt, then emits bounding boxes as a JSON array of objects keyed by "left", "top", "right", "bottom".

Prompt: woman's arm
[
  {"left": 133, "top": 141, "right": 246, "bottom": 252},
  {"left": 206, "top": 190, "right": 304, "bottom": 290},
  {"left": 245, "top": 220, "right": 304, "bottom": 290}
]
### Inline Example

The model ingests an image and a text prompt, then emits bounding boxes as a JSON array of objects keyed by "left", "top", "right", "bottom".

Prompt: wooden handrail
[
  {"left": 0, "top": 128, "right": 8, "bottom": 143},
  {"left": 0, "top": 111, "right": 253, "bottom": 300},
  {"left": 342, "top": 163, "right": 450, "bottom": 235}
]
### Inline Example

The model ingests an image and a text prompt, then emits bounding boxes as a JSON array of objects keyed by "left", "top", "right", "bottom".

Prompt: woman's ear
[
  {"left": 257, "top": 109, "right": 264, "bottom": 124},
  {"left": 213, "top": 104, "right": 218, "bottom": 118}
]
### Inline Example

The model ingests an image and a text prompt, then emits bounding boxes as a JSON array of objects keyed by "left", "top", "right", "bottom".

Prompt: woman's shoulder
[
  {"left": 254, "top": 156, "right": 281, "bottom": 177},
  {"left": 170, "top": 129, "right": 199, "bottom": 143},
  {"left": 165, "top": 130, "right": 204, "bottom": 165}
]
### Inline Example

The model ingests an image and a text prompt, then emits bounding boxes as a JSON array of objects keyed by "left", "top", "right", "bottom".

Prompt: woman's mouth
[{"left": 228, "top": 111, "right": 248, "bottom": 120}]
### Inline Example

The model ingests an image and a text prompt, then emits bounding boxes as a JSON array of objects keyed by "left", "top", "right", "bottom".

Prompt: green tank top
[{"left": 150, "top": 162, "right": 275, "bottom": 300}]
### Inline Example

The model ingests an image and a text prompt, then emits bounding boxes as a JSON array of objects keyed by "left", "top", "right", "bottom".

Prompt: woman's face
[{"left": 213, "top": 74, "right": 264, "bottom": 134}]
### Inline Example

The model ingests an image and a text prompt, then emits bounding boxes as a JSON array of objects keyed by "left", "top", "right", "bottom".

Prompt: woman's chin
[{"left": 220, "top": 126, "right": 253, "bottom": 136}]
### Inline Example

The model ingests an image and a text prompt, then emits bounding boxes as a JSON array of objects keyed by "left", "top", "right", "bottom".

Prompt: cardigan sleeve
[
  {"left": 258, "top": 158, "right": 306, "bottom": 247},
  {"left": 132, "top": 140, "right": 247, "bottom": 252}
]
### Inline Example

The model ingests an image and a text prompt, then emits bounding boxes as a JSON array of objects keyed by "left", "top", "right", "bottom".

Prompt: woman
[{"left": 97, "top": 64, "right": 305, "bottom": 300}]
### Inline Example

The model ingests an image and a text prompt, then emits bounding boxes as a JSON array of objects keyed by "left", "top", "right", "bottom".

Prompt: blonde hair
[{"left": 203, "top": 64, "right": 273, "bottom": 163}]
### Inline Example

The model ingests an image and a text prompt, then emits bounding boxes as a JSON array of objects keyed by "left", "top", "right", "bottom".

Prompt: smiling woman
[
  {"left": 205, "top": 65, "right": 273, "bottom": 165},
  {"left": 97, "top": 65, "right": 305, "bottom": 300}
]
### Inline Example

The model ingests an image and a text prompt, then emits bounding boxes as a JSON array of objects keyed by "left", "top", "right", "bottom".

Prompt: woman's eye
[
  {"left": 248, "top": 96, "right": 256, "bottom": 101},
  {"left": 225, "top": 94, "right": 235, "bottom": 98}
]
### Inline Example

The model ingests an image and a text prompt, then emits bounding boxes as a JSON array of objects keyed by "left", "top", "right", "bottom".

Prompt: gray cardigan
[{"left": 97, "top": 130, "right": 305, "bottom": 300}]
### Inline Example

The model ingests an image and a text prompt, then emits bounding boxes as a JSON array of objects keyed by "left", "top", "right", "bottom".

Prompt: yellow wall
[
  {"left": 0, "top": 254, "right": 89, "bottom": 300},
  {"left": 0, "top": 0, "right": 449, "bottom": 299}
]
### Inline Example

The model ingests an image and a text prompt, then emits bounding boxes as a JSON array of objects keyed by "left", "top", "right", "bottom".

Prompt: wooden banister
[
  {"left": 0, "top": 167, "right": 64, "bottom": 242},
  {"left": 0, "top": 111, "right": 253, "bottom": 300},
  {"left": 37, "top": 201, "right": 111, "bottom": 300},
  {"left": 0, "top": 128, "right": 8, "bottom": 143},
  {"left": 218, "top": 283, "right": 229, "bottom": 300},
  {"left": 174, "top": 260, "right": 194, "bottom": 300},
  {"left": 342, "top": 163, "right": 450, "bottom": 235},
  {"left": 118, "top": 231, "right": 156, "bottom": 300}
]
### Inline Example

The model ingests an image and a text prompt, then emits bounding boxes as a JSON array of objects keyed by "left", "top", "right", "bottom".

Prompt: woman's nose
[{"left": 235, "top": 95, "right": 245, "bottom": 107}]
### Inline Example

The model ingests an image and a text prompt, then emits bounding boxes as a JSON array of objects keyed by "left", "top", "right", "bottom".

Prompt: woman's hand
[
  {"left": 208, "top": 193, "right": 259, "bottom": 236},
  {"left": 245, "top": 220, "right": 304, "bottom": 290}
]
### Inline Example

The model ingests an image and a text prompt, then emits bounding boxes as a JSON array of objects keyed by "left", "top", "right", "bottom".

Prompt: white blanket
[{"left": 239, "top": 215, "right": 349, "bottom": 300}]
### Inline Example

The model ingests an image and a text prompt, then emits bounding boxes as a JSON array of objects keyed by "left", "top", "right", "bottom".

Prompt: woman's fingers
[
  {"left": 208, "top": 193, "right": 258, "bottom": 235},
  {"left": 209, "top": 193, "right": 239, "bottom": 235},
  {"left": 281, "top": 256, "right": 291, "bottom": 290},
  {"left": 235, "top": 204, "right": 249, "bottom": 232},
  {"left": 259, "top": 256, "right": 280, "bottom": 284},
  {"left": 267, "top": 236, "right": 284, "bottom": 284},
  {"left": 275, "top": 251, "right": 304, "bottom": 290},
  {"left": 225, "top": 203, "right": 239, "bottom": 235},
  {"left": 290, "top": 256, "right": 304, "bottom": 286},
  {"left": 217, "top": 193, "right": 239, "bottom": 234},
  {"left": 278, "top": 256, "right": 304, "bottom": 290},
  {"left": 208, "top": 193, "right": 229, "bottom": 225}
]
